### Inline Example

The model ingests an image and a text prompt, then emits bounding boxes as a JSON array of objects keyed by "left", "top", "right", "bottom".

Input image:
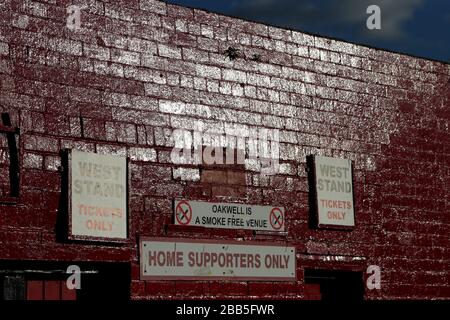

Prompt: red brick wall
[{"left": 0, "top": 0, "right": 449, "bottom": 299}]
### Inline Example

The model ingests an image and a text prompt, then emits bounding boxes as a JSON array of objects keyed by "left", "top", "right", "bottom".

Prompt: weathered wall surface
[{"left": 0, "top": 0, "right": 449, "bottom": 299}]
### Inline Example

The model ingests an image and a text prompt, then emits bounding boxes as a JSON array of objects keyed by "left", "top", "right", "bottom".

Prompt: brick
[
  {"left": 279, "top": 163, "right": 296, "bottom": 175},
  {"left": 24, "top": 1, "right": 48, "bottom": 18},
  {"left": 22, "top": 171, "right": 60, "bottom": 192},
  {"left": 144, "top": 82, "right": 173, "bottom": 99},
  {"left": 291, "top": 31, "right": 314, "bottom": 46},
  {"left": 106, "top": 122, "right": 137, "bottom": 143},
  {"left": 11, "top": 14, "right": 30, "bottom": 29},
  {"left": 103, "top": 92, "right": 132, "bottom": 108},
  {"left": 96, "top": 144, "right": 127, "bottom": 156},
  {"left": 201, "top": 24, "right": 214, "bottom": 38},
  {"left": 182, "top": 47, "right": 209, "bottom": 63},
  {"left": 248, "top": 283, "right": 274, "bottom": 296},
  {"left": 61, "top": 140, "right": 95, "bottom": 152},
  {"left": 48, "top": 38, "right": 82, "bottom": 56},
  {"left": 175, "top": 282, "right": 204, "bottom": 297},
  {"left": 201, "top": 169, "right": 227, "bottom": 183},
  {"left": 112, "top": 108, "right": 170, "bottom": 126},
  {"left": 83, "top": 43, "right": 110, "bottom": 61},
  {"left": 94, "top": 60, "right": 123, "bottom": 78},
  {"left": 145, "top": 281, "right": 176, "bottom": 296},
  {"left": 140, "top": 0, "right": 167, "bottom": 14},
  {"left": 180, "top": 75, "right": 193, "bottom": 88},
  {"left": 154, "top": 183, "right": 184, "bottom": 198},
  {"left": 193, "top": 77, "right": 207, "bottom": 90},
  {"left": 44, "top": 155, "right": 61, "bottom": 171},
  {"left": 159, "top": 100, "right": 185, "bottom": 114},
  {"left": 105, "top": 3, "right": 134, "bottom": 22},
  {"left": 24, "top": 135, "right": 59, "bottom": 152},
  {"left": 197, "top": 37, "right": 219, "bottom": 52},
  {"left": 128, "top": 147, "right": 157, "bottom": 162},
  {"left": 209, "top": 282, "right": 247, "bottom": 297},
  {"left": 23, "top": 153, "right": 43, "bottom": 169},
  {"left": 268, "top": 26, "right": 292, "bottom": 41},
  {"left": 128, "top": 38, "right": 157, "bottom": 55},
  {"left": 211, "top": 185, "right": 245, "bottom": 197},
  {"left": 158, "top": 44, "right": 182, "bottom": 59},
  {"left": 231, "top": 83, "right": 244, "bottom": 96},
  {"left": 222, "top": 69, "right": 246, "bottom": 83},
  {"left": 219, "top": 82, "right": 232, "bottom": 95},
  {"left": 0, "top": 42, "right": 9, "bottom": 56},
  {"left": 110, "top": 48, "right": 140, "bottom": 66},
  {"left": 196, "top": 64, "right": 221, "bottom": 80},
  {"left": 227, "top": 171, "right": 246, "bottom": 185},
  {"left": 153, "top": 127, "right": 172, "bottom": 146},
  {"left": 130, "top": 96, "right": 159, "bottom": 111},
  {"left": 68, "top": 87, "right": 102, "bottom": 104},
  {"left": 247, "top": 73, "right": 271, "bottom": 87},
  {"left": 167, "top": 4, "right": 193, "bottom": 19},
  {"left": 172, "top": 167, "right": 200, "bottom": 181},
  {"left": 82, "top": 118, "right": 106, "bottom": 140}
]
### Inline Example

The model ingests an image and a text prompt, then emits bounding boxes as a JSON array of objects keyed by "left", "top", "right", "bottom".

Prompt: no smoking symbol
[
  {"left": 176, "top": 201, "right": 192, "bottom": 225},
  {"left": 270, "top": 208, "right": 284, "bottom": 230}
]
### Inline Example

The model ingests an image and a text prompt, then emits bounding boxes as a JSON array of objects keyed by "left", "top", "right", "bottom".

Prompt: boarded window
[
  {"left": 199, "top": 146, "right": 247, "bottom": 198},
  {"left": 26, "top": 280, "right": 76, "bottom": 301}
]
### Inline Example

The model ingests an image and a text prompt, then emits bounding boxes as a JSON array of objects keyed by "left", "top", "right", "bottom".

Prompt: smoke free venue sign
[
  {"left": 174, "top": 200, "right": 285, "bottom": 232},
  {"left": 313, "top": 156, "right": 355, "bottom": 227},
  {"left": 69, "top": 150, "right": 128, "bottom": 240}
]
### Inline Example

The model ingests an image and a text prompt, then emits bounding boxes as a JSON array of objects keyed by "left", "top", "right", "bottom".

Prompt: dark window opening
[
  {"left": 2, "top": 276, "right": 25, "bottom": 300},
  {"left": 0, "top": 112, "right": 20, "bottom": 202},
  {"left": 305, "top": 268, "right": 365, "bottom": 301}
]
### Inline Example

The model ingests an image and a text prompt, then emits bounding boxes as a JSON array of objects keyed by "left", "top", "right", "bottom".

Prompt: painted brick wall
[{"left": 0, "top": 0, "right": 449, "bottom": 300}]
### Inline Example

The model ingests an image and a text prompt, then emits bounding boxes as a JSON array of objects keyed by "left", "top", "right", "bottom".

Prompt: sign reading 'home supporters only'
[
  {"left": 69, "top": 149, "right": 128, "bottom": 241},
  {"left": 173, "top": 200, "right": 285, "bottom": 232},
  {"left": 140, "top": 238, "right": 296, "bottom": 281},
  {"left": 313, "top": 155, "right": 355, "bottom": 227}
]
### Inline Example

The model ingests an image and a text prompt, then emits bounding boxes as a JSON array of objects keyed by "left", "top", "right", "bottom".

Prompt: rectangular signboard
[
  {"left": 68, "top": 149, "right": 128, "bottom": 241},
  {"left": 140, "top": 238, "right": 296, "bottom": 281},
  {"left": 312, "top": 155, "right": 355, "bottom": 228},
  {"left": 173, "top": 200, "right": 285, "bottom": 232}
]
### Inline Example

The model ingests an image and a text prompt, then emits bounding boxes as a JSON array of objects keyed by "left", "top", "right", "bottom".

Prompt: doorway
[{"left": 0, "top": 261, "right": 131, "bottom": 300}]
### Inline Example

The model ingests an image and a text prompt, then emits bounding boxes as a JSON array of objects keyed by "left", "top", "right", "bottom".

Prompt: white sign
[
  {"left": 69, "top": 149, "right": 128, "bottom": 240},
  {"left": 140, "top": 238, "right": 296, "bottom": 281},
  {"left": 173, "top": 200, "right": 285, "bottom": 232},
  {"left": 313, "top": 155, "right": 355, "bottom": 227}
]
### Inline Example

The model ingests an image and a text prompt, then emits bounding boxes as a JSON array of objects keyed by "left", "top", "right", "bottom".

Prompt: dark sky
[{"left": 166, "top": 0, "right": 450, "bottom": 63}]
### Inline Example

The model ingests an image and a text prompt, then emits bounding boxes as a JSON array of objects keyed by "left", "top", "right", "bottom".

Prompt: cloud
[{"left": 229, "top": 0, "right": 424, "bottom": 41}]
